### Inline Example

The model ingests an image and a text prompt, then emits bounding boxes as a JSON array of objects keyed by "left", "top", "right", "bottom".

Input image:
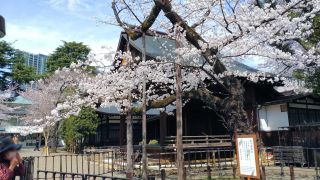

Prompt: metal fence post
[
  {"left": 158, "top": 151, "right": 161, "bottom": 171},
  {"left": 160, "top": 169, "right": 166, "bottom": 180},
  {"left": 280, "top": 148, "right": 284, "bottom": 176},
  {"left": 314, "top": 149, "right": 319, "bottom": 179},
  {"left": 111, "top": 151, "right": 114, "bottom": 177}
]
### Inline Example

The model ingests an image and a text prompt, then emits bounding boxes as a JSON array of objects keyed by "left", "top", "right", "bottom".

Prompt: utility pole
[
  {"left": 0, "top": 15, "right": 5, "bottom": 38},
  {"left": 141, "top": 33, "right": 148, "bottom": 179},
  {"left": 175, "top": 28, "right": 184, "bottom": 180}
]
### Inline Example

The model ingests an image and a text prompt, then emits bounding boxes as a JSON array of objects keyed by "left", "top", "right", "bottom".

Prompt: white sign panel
[{"left": 237, "top": 137, "right": 257, "bottom": 176}]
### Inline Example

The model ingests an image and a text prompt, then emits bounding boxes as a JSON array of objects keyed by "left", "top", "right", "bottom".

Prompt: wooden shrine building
[{"left": 87, "top": 32, "right": 320, "bottom": 149}]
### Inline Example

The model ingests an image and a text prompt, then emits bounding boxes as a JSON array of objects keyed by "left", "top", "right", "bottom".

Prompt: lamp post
[{"left": 0, "top": 15, "right": 5, "bottom": 38}]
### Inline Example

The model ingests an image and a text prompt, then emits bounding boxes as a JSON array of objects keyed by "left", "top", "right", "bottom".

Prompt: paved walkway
[{"left": 20, "top": 148, "right": 127, "bottom": 179}]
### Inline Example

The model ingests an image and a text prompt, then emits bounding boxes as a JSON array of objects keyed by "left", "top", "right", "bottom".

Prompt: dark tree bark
[{"left": 141, "top": 33, "right": 148, "bottom": 180}]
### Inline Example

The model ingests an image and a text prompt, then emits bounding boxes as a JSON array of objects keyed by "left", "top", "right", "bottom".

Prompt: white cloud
[
  {"left": 48, "top": 0, "right": 92, "bottom": 12},
  {"left": 3, "top": 23, "right": 64, "bottom": 54},
  {"left": 3, "top": 23, "right": 119, "bottom": 55}
]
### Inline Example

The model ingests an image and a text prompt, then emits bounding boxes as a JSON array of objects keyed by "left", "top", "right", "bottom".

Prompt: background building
[
  {"left": 0, "top": 95, "right": 43, "bottom": 147},
  {"left": 23, "top": 52, "right": 48, "bottom": 75}
]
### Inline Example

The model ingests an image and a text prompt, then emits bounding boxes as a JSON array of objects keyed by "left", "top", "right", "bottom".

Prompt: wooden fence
[{"left": 164, "top": 135, "right": 233, "bottom": 149}]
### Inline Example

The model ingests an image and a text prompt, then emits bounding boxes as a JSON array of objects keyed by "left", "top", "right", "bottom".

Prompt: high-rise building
[{"left": 23, "top": 52, "right": 48, "bottom": 74}]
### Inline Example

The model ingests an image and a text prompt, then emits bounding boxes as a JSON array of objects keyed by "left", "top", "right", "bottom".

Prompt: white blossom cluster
[
  {"left": 20, "top": 66, "right": 91, "bottom": 130},
  {"left": 111, "top": 0, "right": 320, "bottom": 74},
  {"left": 20, "top": 0, "right": 320, "bottom": 132}
]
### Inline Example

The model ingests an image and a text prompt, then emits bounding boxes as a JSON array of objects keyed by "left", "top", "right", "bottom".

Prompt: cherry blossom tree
[
  {"left": 24, "top": 0, "right": 320, "bottom": 178},
  {"left": 53, "top": 45, "right": 209, "bottom": 177},
  {"left": 107, "top": 0, "right": 320, "bottom": 178},
  {"left": 20, "top": 66, "right": 92, "bottom": 154}
]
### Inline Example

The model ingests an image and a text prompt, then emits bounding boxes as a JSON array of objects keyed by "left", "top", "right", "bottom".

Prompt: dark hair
[{"left": 0, "top": 150, "right": 12, "bottom": 164}]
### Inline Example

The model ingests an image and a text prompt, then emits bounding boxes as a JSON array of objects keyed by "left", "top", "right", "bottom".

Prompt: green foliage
[
  {"left": 75, "top": 107, "right": 99, "bottom": 137},
  {"left": 11, "top": 52, "right": 38, "bottom": 84},
  {"left": 0, "top": 41, "right": 15, "bottom": 89},
  {"left": 288, "top": 11, "right": 301, "bottom": 19},
  {"left": 46, "top": 41, "right": 90, "bottom": 73},
  {"left": 0, "top": 41, "right": 14, "bottom": 67},
  {"left": 59, "top": 115, "right": 78, "bottom": 150},
  {"left": 294, "top": 68, "right": 320, "bottom": 95},
  {"left": 295, "top": 15, "right": 320, "bottom": 94},
  {"left": 148, "top": 139, "right": 159, "bottom": 145},
  {"left": 59, "top": 107, "right": 99, "bottom": 151},
  {"left": 299, "top": 15, "right": 320, "bottom": 49},
  {"left": 292, "top": 69, "right": 306, "bottom": 80},
  {"left": 309, "top": 15, "right": 320, "bottom": 45},
  {"left": 0, "top": 41, "right": 39, "bottom": 88},
  {"left": 304, "top": 69, "right": 320, "bottom": 95}
]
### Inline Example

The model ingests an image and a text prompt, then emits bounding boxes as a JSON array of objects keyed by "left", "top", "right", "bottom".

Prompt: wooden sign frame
[{"left": 235, "top": 133, "right": 260, "bottom": 179}]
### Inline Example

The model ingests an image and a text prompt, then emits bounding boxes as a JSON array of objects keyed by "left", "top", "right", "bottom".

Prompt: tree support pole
[
  {"left": 126, "top": 39, "right": 134, "bottom": 179},
  {"left": 175, "top": 29, "right": 184, "bottom": 180}
]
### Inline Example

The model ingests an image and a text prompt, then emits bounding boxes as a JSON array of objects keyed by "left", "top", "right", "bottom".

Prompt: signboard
[{"left": 236, "top": 134, "right": 260, "bottom": 179}]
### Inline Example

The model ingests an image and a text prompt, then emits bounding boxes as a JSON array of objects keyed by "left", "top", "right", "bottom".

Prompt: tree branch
[
  {"left": 132, "top": 88, "right": 222, "bottom": 113},
  {"left": 154, "top": 0, "right": 228, "bottom": 92}
]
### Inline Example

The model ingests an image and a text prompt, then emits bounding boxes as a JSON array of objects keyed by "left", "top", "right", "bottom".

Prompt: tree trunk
[
  {"left": 126, "top": 95, "right": 134, "bottom": 179},
  {"left": 51, "top": 121, "right": 61, "bottom": 153},
  {"left": 141, "top": 33, "right": 148, "bottom": 179},
  {"left": 175, "top": 31, "right": 184, "bottom": 180},
  {"left": 43, "top": 129, "right": 50, "bottom": 156}
]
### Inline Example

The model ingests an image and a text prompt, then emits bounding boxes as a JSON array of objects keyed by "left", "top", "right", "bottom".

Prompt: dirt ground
[{"left": 19, "top": 148, "right": 319, "bottom": 180}]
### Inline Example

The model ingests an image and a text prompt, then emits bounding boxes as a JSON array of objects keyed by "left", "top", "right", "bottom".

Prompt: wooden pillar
[
  {"left": 159, "top": 111, "right": 168, "bottom": 146},
  {"left": 120, "top": 114, "right": 126, "bottom": 146}
]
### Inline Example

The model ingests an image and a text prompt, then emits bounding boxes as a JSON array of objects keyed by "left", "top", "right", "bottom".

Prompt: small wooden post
[
  {"left": 159, "top": 111, "right": 168, "bottom": 145},
  {"left": 160, "top": 169, "right": 166, "bottom": 180},
  {"left": 314, "top": 149, "right": 319, "bottom": 178},
  {"left": 290, "top": 165, "right": 295, "bottom": 180},
  {"left": 207, "top": 166, "right": 212, "bottom": 180},
  {"left": 183, "top": 167, "right": 187, "bottom": 180},
  {"left": 119, "top": 114, "right": 126, "bottom": 146},
  {"left": 232, "top": 165, "right": 237, "bottom": 178},
  {"left": 206, "top": 135, "right": 209, "bottom": 145},
  {"left": 261, "top": 165, "right": 266, "bottom": 180}
]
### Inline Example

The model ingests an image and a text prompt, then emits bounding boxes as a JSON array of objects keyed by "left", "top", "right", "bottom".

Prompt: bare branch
[
  {"left": 219, "top": 0, "right": 232, "bottom": 34},
  {"left": 191, "top": 2, "right": 214, "bottom": 28},
  {"left": 122, "top": 0, "right": 143, "bottom": 24},
  {"left": 111, "top": 0, "right": 135, "bottom": 28}
]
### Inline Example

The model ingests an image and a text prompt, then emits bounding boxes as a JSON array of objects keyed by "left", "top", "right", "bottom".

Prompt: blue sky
[{"left": 0, "top": 0, "right": 122, "bottom": 55}]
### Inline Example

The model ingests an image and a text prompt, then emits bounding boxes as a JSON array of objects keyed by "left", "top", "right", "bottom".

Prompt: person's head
[{"left": 0, "top": 136, "right": 22, "bottom": 161}]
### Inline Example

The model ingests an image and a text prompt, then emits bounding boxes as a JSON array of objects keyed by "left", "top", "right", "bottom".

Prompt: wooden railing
[{"left": 164, "top": 135, "right": 232, "bottom": 148}]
